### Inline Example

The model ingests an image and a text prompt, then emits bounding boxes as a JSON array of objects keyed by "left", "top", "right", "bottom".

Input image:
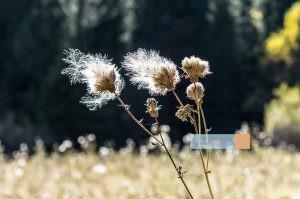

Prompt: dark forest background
[{"left": 0, "top": 0, "right": 299, "bottom": 151}]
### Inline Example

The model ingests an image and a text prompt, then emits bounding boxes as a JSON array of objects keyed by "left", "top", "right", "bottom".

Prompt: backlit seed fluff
[
  {"left": 145, "top": 98, "right": 161, "bottom": 118},
  {"left": 122, "top": 48, "right": 180, "bottom": 95},
  {"left": 186, "top": 82, "right": 204, "bottom": 102},
  {"left": 181, "top": 56, "right": 211, "bottom": 82},
  {"left": 175, "top": 104, "right": 192, "bottom": 122},
  {"left": 62, "top": 49, "right": 125, "bottom": 110}
]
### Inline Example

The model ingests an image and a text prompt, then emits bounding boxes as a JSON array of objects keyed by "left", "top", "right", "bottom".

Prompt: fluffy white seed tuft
[
  {"left": 122, "top": 48, "right": 180, "bottom": 95},
  {"left": 181, "top": 56, "right": 211, "bottom": 82},
  {"left": 62, "top": 49, "right": 125, "bottom": 110}
]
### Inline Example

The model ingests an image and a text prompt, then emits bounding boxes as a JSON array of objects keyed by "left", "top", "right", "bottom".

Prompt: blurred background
[
  {"left": 0, "top": 0, "right": 300, "bottom": 152},
  {"left": 1, "top": 1, "right": 300, "bottom": 198}
]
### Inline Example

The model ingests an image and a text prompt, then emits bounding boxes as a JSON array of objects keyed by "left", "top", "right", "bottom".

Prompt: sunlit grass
[{"left": 0, "top": 146, "right": 299, "bottom": 199}]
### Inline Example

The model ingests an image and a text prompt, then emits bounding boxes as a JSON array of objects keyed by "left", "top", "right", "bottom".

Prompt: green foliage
[{"left": 264, "top": 83, "right": 300, "bottom": 133}]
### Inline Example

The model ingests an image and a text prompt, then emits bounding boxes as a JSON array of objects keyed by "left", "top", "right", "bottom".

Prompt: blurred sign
[{"left": 190, "top": 134, "right": 250, "bottom": 149}]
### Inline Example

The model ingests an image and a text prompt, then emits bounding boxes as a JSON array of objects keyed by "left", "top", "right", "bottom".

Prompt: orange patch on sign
[{"left": 234, "top": 134, "right": 250, "bottom": 149}]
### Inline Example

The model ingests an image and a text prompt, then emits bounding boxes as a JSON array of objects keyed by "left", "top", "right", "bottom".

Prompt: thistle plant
[
  {"left": 181, "top": 56, "right": 214, "bottom": 199},
  {"left": 123, "top": 49, "right": 214, "bottom": 198},
  {"left": 62, "top": 49, "right": 163, "bottom": 145},
  {"left": 62, "top": 48, "right": 214, "bottom": 198},
  {"left": 62, "top": 49, "right": 125, "bottom": 110}
]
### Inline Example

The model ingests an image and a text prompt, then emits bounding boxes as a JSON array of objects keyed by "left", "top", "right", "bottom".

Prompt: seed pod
[
  {"left": 175, "top": 104, "right": 192, "bottom": 122},
  {"left": 186, "top": 82, "right": 204, "bottom": 102},
  {"left": 181, "top": 56, "right": 211, "bottom": 82},
  {"left": 145, "top": 98, "right": 161, "bottom": 118}
]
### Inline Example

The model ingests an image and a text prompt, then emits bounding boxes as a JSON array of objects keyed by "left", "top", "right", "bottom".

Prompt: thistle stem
[
  {"left": 198, "top": 147, "right": 214, "bottom": 199},
  {"left": 172, "top": 90, "right": 184, "bottom": 106},
  {"left": 196, "top": 102, "right": 214, "bottom": 199},
  {"left": 114, "top": 93, "right": 163, "bottom": 145},
  {"left": 172, "top": 90, "right": 198, "bottom": 133},
  {"left": 155, "top": 118, "right": 194, "bottom": 199},
  {"left": 200, "top": 104, "right": 210, "bottom": 169},
  {"left": 172, "top": 89, "right": 214, "bottom": 199},
  {"left": 115, "top": 93, "right": 194, "bottom": 199},
  {"left": 196, "top": 102, "right": 201, "bottom": 135}
]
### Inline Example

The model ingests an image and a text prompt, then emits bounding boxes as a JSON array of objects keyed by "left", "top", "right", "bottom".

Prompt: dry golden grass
[{"left": 0, "top": 147, "right": 299, "bottom": 199}]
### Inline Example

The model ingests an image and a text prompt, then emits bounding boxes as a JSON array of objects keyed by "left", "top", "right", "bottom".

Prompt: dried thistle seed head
[
  {"left": 181, "top": 56, "right": 211, "bottom": 82},
  {"left": 152, "top": 66, "right": 179, "bottom": 91},
  {"left": 186, "top": 82, "right": 204, "bottom": 102},
  {"left": 94, "top": 68, "right": 116, "bottom": 93},
  {"left": 122, "top": 48, "right": 180, "bottom": 95},
  {"left": 175, "top": 104, "right": 192, "bottom": 122},
  {"left": 62, "top": 49, "right": 125, "bottom": 110},
  {"left": 145, "top": 98, "right": 161, "bottom": 118}
]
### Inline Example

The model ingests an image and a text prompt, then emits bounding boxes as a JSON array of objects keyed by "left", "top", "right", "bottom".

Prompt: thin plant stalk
[
  {"left": 114, "top": 93, "right": 163, "bottom": 145},
  {"left": 172, "top": 90, "right": 198, "bottom": 133},
  {"left": 172, "top": 89, "right": 214, "bottom": 199},
  {"left": 196, "top": 102, "right": 201, "bottom": 135},
  {"left": 114, "top": 93, "right": 194, "bottom": 199},
  {"left": 155, "top": 118, "right": 194, "bottom": 199},
  {"left": 200, "top": 104, "right": 210, "bottom": 169},
  {"left": 171, "top": 89, "right": 200, "bottom": 144},
  {"left": 172, "top": 90, "right": 184, "bottom": 106},
  {"left": 196, "top": 102, "right": 214, "bottom": 199},
  {"left": 192, "top": 82, "right": 208, "bottom": 168}
]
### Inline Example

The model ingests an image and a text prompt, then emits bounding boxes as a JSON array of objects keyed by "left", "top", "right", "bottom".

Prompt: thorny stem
[
  {"left": 196, "top": 102, "right": 214, "bottom": 199},
  {"left": 172, "top": 90, "right": 198, "bottom": 135},
  {"left": 200, "top": 104, "right": 210, "bottom": 169},
  {"left": 155, "top": 118, "right": 194, "bottom": 199},
  {"left": 198, "top": 147, "right": 214, "bottom": 199},
  {"left": 115, "top": 93, "right": 193, "bottom": 199},
  {"left": 172, "top": 89, "right": 214, "bottom": 199},
  {"left": 191, "top": 112, "right": 199, "bottom": 136},
  {"left": 172, "top": 90, "right": 184, "bottom": 106},
  {"left": 114, "top": 93, "right": 163, "bottom": 145},
  {"left": 196, "top": 102, "right": 201, "bottom": 135}
]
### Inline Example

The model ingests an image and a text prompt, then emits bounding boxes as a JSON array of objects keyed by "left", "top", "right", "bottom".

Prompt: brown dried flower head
[
  {"left": 175, "top": 104, "right": 192, "bottom": 122},
  {"left": 152, "top": 67, "right": 178, "bottom": 92},
  {"left": 146, "top": 98, "right": 161, "bottom": 118},
  {"left": 94, "top": 68, "right": 116, "bottom": 93},
  {"left": 186, "top": 82, "right": 204, "bottom": 102},
  {"left": 62, "top": 49, "right": 125, "bottom": 110},
  {"left": 181, "top": 56, "right": 211, "bottom": 82},
  {"left": 122, "top": 49, "right": 180, "bottom": 95}
]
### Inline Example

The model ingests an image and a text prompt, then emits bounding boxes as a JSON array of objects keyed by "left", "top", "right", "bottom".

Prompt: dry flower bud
[
  {"left": 181, "top": 56, "right": 211, "bottom": 82},
  {"left": 62, "top": 49, "right": 125, "bottom": 110},
  {"left": 145, "top": 98, "right": 161, "bottom": 118},
  {"left": 186, "top": 82, "right": 204, "bottom": 102},
  {"left": 175, "top": 104, "right": 192, "bottom": 122},
  {"left": 94, "top": 68, "right": 116, "bottom": 93},
  {"left": 122, "top": 49, "right": 180, "bottom": 95},
  {"left": 153, "top": 67, "right": 178, "bottom": 92}
]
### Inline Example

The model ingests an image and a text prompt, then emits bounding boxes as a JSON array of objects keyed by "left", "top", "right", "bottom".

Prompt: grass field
[{"left": 0, "top": 145, "right": 299, "bottom": 199}]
